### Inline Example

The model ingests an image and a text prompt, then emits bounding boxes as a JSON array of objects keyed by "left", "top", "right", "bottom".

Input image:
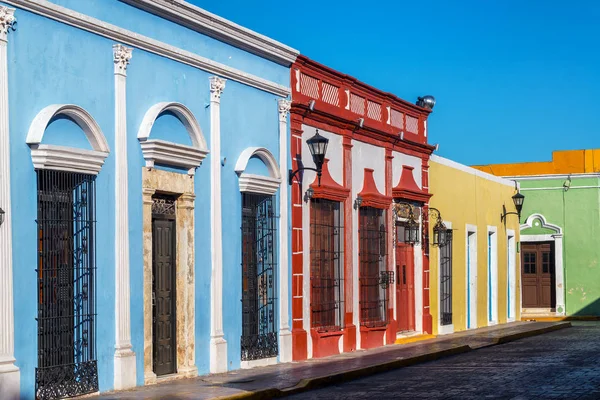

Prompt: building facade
[
  {"left": 474, "top": 149, "right": 600, "bottom": 318},
  {"left": 428, "top": 156, "right": 522, "bottom": 335},
  {"left": 289, "top": 56, "right": 436, "bottom": 360},
  {"left": 0, "top": 1, "right": 298, "bottom": 398}
]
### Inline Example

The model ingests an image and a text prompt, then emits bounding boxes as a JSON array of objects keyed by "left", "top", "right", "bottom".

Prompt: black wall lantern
[
  {"left": 501, "top": 190, "right": 525, "bottom": 224},
  {"left": 393, "top": 202, "right": 420, "bottom": 245},
  {"left": 428, "top": 207, "right": 448, "bottom": 247},
  {"left": 0, "top": 207, "right": 4, "bottom": 227},
  {"left": 289, "top": 129, "right": 329, "bottom": 186}
]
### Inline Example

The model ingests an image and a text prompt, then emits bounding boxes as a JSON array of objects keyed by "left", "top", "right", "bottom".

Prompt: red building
[{"left": 289, "top": 56, "right": 436, "bottom": 360}]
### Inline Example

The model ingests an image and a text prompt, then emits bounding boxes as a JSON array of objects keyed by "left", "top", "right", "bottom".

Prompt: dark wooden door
[
  {"left": 396, "top": 229, "right": 415, "bottom": 332},
  {"left": 521, "top": 242, "right": 555, "bottom": 308},
  {"left": 152, "top": 217, "right": 177, "bottom": 376}
]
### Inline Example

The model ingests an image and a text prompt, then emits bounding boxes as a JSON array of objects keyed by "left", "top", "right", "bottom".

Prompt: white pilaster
[
  {"left": 113, "top": 44, "right": 136, "bottom": 390},
  {"left": 0, "top": 7, "right": 19, "bottom": 400},
  {"left": 277, "top": 99, "right": 292, "bottom": 363},
  {"left": 553, "top": 233, "right": 565, "bottom": 315},
  {"left": 209, "top": 76, "right": 227, "bottom": 373}
]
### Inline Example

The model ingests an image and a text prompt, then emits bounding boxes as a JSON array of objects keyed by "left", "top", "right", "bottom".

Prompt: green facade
[{"left": 519, "top": 175, "right": 600, "bottom": 315}]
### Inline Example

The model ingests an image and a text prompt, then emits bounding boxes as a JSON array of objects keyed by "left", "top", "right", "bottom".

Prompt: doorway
[
  {"left": 395, "top": 223, "right": 415, "bottom": 333},
  {"left": 521, "top": 242, "right": 555, "bottom": 309},
  {"left": 152, "top": 195, "right": 177, "bottom": 376},
  {"left": 466, "top": 229, "right": 477, "bottom": 329}
]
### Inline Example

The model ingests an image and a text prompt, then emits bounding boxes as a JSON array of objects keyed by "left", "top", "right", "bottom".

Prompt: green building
[{"left": 473, "top": 149, "right": 600, "bottom": 318}]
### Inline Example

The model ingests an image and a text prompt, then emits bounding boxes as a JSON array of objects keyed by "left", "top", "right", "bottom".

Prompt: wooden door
[
  {"left": 396, "top": 225, "right": 415, "bottom": 332},
  {"left": 521, "top": 242, "right": 555, "bottom": 308},
  {"left": 152, "top": 217, "right": 177, "bottom": 376}
]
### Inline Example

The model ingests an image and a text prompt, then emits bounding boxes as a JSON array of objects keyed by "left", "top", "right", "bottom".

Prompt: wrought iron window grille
[
  {"left": 35, "top": 169, "right": 98, "bottom": 399},
  {"left": 359, "top": 207, "right": 389, "bottom": 328},
  {"left": 440, "top": 230, "right": 453, "bottom": 326},
  {"left": 310, "top": 198, "right": 344, "bottom": 332},
  {"left": 241, "top": 193, "right": 278, "bottom": 361}
]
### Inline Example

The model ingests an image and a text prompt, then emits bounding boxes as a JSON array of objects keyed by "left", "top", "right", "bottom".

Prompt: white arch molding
[
  {"left": 520, "top": 213, "right": 565, "bottom": 315},
  {"left": 234, "top": 147, "right": 282, "bottom": 195},
  {"left": 26, "top": 104, "right": 110, "bottom": 175},
  {"left": 137, "top": 101, "right": 209, "bottom": 175}
]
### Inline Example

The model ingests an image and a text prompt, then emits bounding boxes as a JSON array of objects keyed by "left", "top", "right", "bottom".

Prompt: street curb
[
  {"left": 215, "top": 322, "right": 572, "bottom": 400},
  {"left": 495, "top": 322, "right": 572, "bottom": 345}
]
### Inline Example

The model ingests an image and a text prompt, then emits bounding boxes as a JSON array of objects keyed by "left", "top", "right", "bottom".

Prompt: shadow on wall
[{"left": 570, "top": 297, "right": 600, "bottom": 318}]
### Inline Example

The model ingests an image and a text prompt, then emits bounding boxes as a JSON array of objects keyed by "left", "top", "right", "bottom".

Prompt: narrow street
[{"left": 289, "top": 322, "right": 600, "bottom": 400}]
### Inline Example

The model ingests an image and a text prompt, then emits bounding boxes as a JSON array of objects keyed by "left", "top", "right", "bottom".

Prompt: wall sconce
[
  {"left": 304, "top": 187, "right": 314, "bottom": 203},
  {"left": 308, "top": 99, "right": 316, "bottom": 111},
  {"left": 393, "top": 202, "right": 420, "bottom": 244},
  {"left": 428, "top": 207, "right": 447, "bottom": 247},
  {"left": 288, "top": 129, "right": 329, "bottom": 186},
  {"left": 501, "top": 190, "right": 525, "bottom": 224},
  {"left": 0, "top": 207, "right": 4, "bottom": 227},
  {"left": 357, "top": 118, "right": 364, "bottom": 128},
  {"left": 353, "top": 195, "right": 363, "bottom": 210}
]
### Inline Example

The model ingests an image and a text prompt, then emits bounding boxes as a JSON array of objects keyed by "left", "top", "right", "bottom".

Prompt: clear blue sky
[{"left": 190, "top": 0, "right": 599, "bottom": 166}]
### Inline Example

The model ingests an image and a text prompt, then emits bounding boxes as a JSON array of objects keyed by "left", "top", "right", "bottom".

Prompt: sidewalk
[{"left": 99, "top": 321, "right": 571, "bottom": 400}]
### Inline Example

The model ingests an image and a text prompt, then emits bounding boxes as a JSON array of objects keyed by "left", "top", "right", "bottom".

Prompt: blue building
[{"left": 0, "top": 1, "right": 297, "bottom": 398}]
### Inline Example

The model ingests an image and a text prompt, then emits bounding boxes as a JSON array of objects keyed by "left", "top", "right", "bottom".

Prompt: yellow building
[{"left": 428, "top": 155, "right": 521, "bottom": 335}]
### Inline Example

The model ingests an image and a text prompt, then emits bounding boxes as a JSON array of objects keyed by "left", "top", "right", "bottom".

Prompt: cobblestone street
[{"left": 290, "top": 322, "right": 600, "bottom": 400}]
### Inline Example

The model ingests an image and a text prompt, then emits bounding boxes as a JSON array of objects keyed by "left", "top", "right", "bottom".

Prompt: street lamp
[
  {"left": 288, "top": 130, "right": 329, "bottom": 186},
  {"left": 416, "top": 95, "right": 436, "bottom": 110},
  {"left": 393, "top": 202, "right": 420, "bottom": 245},
  {"left": 501, "top": 191, "right": 525, "bottom": 224},
  {"left": 428, "top": 207, "right": 447, "bottom": 247}
]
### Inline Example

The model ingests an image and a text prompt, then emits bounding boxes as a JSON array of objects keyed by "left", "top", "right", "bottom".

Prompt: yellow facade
[
  {"left": 428, "top": 156, "right": 521, "bottom": 335},
  {"left": 472, "top": 149, "right": 600, "bottom": 176}
]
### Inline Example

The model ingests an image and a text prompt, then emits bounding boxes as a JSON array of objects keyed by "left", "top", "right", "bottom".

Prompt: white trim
[
  {"left": 113, "top": 44, "right": 136, "bottom": 390},
  {"left": 138, "top": 102, "right": 209, "bottom": 175},
  {"left": 29, "top": 145, "right": 108, "bottom": 175},
  {"left": 430, "top": 155, "right": 515, "bottom": 188},
  {"left": 277, "top": 100, "right": 292, "bottom": 362},
  {"left": 2, "top": 0, "right": 290, "bottom": 97},
  {"left": 466, "top": 224, "right": 477, "bottom": 330},
  {"left": 27, "top": 104, "right": 110, "bottom": 152},
  {"left": 234, "top": 147, "right": 282, "bottom": 195},
  {"left": 506, "top": 229, "right": 516, "bottom": 322},
  {"left": 520, "top": 213, "right": 562, "bottom": 235},
  {"left": 26, "top": 104, "right": 110, "bottom": 174},
  {"left": 521, "top": 185, "right": 600, "bottom": 191},
  {"left": 209, "top": 76, "right": 227, "bottom": 373},
  {"left": 437, "top": 221, "right": 453, "bottom": 335},
  {"left": 520, "top": 234, "right": 555, "bottom": 242},
  {"left": 486, "top": 226, "right": 498, "bottom": 325},
  {"left": 503, "top": 173, "right": 600, "bottom": 181},
  {"left": 240, "top": 356, "right": 278, "bottom": 369},
  {"left": 0, "top": 7, "right": 19, "bottom": 399},
  {"left": 120, "top": 0, "right": 298, "bottom": 66}
]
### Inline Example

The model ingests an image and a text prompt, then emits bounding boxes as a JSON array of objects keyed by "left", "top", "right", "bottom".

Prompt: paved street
[{"left": 289, "top": 321, "right": 600, "bottom": 400}]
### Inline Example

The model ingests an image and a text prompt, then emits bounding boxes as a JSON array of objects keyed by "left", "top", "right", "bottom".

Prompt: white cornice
[
  {"left": 3, "top": 0, "right": 290, "bottom": 97},
  {"left": 502, "top": 173, "right": 600, "bottom": 181},
  {"left": 30, "top": 144, "right": 108, "bottom": 175},
  {"left": 120, "top": 0, "right": 298, "bottom": 66},
  {"left": 238, "top": 174, "right": 281, "bottom": 195},
  {"left": 140, "top": 139, "right": 208, "bottom": 175}
]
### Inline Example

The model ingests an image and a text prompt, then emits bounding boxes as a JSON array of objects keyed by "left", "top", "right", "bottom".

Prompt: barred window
[
  {"left": 440, "top": 230, "right": 453, "bottom": 326},
  {"left": 310, "top": 199, "right": 344, "bottom": 332},
  {"left": 36, "top": 170, "right": 98, "bottom": 399},
  {"left": 359, "top": 206, "right": 389, "bottom": 327}
]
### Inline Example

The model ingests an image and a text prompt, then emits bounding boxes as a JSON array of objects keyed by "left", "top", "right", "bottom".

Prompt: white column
[
  {"left": 0, "top": 7, "right": 19, "bottom": 400},
  {"left": 553, "top": 234, "right": 565, "bottom": 315},
  {"left": 209, "top": 76, "right": 227, "bottom": 373},
  {"left": 277, "top": 99, "right": 292, "bottom": 363},
  {"left": 113, "top": 44, "right": 136, "bottom": 389}
]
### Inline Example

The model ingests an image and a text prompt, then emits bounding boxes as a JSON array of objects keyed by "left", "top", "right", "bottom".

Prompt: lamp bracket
[{"left": 288, "top": 167, "right": 319, "bottom": 186}]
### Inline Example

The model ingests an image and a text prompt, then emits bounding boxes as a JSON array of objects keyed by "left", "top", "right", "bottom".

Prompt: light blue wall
[
  {"left": 7, "top": 7, "right": 116, "bottom": 397},
  {"left": 45, "top": 0, "right": 289, "bottom": 87},
  {"left": 7, "top": 0, "right": 292, "bottom": 394}
]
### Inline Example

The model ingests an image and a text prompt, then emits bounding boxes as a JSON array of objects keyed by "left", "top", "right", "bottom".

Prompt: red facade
[{"left": 290, "top": 55, "right": 435, "bottom": 360}]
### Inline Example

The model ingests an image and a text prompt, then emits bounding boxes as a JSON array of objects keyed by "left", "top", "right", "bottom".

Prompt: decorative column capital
[
  {"left": 278, "top": 99, "right": 291, "bottom": 122},
  {"left": 113, "top": 44, "right": 133, "bottom": 75},
  {"left": 210, "top": 76, "right": 226, "bottom": 102},
  {"left": 0, "top": 7, "right": 16, "bottom": 42}
]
